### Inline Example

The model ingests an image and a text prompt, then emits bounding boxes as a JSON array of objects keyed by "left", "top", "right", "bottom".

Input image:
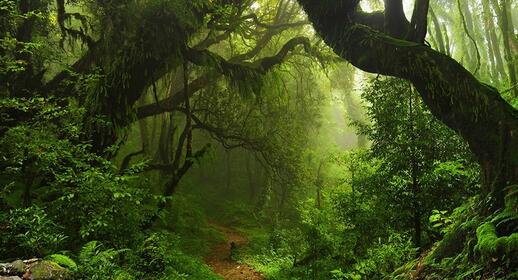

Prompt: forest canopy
[{"left": 0, "top": 0, "right": 517, "bottom": 279}]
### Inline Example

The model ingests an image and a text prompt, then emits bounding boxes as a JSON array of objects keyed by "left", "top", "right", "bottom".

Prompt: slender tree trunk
[
  {"left": 246, "top": 153, "right": 256, "bottom": 202},
  {"left": 482, "top": 1, "right": 501, "bottom": 82},
  {"left": 255, "top": 168, "right": 271, "bottom": 212},
  {"left": 495, "top": 0, "right": 518, "bottom": 97},
  {"left": 409, "top": 91, "right": 422, "bottom": 250},
  {"left": 225, "top": 149, "right": 231, "bottom": 191},
  {"left": 429, "top": 8, "right": 445, "bottom": 54},
  {"left": 315, "top": 162, "right": 323, "bottom": 209},
  {"left": 11, "top": 0, "right": 40, "bottom": 98},
  {"left": 485, "top": 0, "right": 507, "bottom": 82},
  {"left": 457, "top": 1, "right": 475, "bottom": 71},
  {"left": 120, "top": 117, "right": 149, "bottom": 171},
  {"left": 459, "top": 0, "right": 484, "bottom": 77},
  {"left": 342, "top": 90, "right": 368, "bottom": 148},
  {"left": 412, "top": 166, "right": 421, "bottom": 249},
  {"left": 442, "top": 23, "right": 451, "bottom": 57}
]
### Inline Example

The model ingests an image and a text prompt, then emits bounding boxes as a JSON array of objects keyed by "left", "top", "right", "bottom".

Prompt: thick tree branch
[
  {"left": 243, "top": 13, "right": 309, "bottom": 30},
  {"left": 384, "top": 0, "right": 409, "bottom": 38},
  {"left": 407, "top": 0, "right": 429, "bottom": 43},
  {"left": 137, "top": 36, "right": 315, "bottom": 120},
  {"left": 190, "top": 114, "right": 265, "bottom": 151}
]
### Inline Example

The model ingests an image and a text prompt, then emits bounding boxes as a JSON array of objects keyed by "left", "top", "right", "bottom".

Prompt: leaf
[{"left": 47, "top": 254, "right": 78, "bottom": 271}]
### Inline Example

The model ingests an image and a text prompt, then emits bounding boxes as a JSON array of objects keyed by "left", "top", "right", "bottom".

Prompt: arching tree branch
[{"left": 137, "top": 36, "right": 316, "bottom": 120}]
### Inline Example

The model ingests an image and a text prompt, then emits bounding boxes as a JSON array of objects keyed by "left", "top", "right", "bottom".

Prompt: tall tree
[
  {"left": 482, "top": 0, "right": 506, "bottom": 82},
  {"left": 494, "top": 0, "right": 518, "bottom": 97}
]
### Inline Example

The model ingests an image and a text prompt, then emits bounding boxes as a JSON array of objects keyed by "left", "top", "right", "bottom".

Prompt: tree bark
[
  {"left": 225, "top": 149, "right": 232, "bottom": 191},
  {"left": 314, "top": 161, "right": 324, "bottom": 209},
  {"left": 246, "top": 153, "right": 256, "bottom": 202},
  {"left": 297, "top": 0, "right": 518, "bottom": 211},
  {"left": 407, "top": 0, "right": 429, "bottom": 43}
]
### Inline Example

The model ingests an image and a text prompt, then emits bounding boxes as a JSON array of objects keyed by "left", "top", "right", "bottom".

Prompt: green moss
[
  {"left": 47, "top": 254, "right": 77, "bottom": 271},
  {"left": 475, "top": 222, "right": 497, "bottom": 256},
  {"left": 507, "top": 233, "right": 518, "bottom": 254},
  {"left": 10, "top": 259, "right": 25, "bottom": 274},
  {"left": 426, "top": 224, "right": 467, "bottom": 262},
  {"left": 30, "top": 260, "right": 69, "bottom": 280},
  {"left": 475, "top": 222, "right": 518, "bottom": 258}
]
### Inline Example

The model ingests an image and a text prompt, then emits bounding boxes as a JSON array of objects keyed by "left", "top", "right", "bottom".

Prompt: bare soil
[{"left": 205, "top": 224, "right": 264, "bottom": 280}]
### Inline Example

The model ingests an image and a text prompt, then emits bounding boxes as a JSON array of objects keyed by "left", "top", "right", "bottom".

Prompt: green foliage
[
  {"left": 429, "top": 210, "right": 453, "bottom": 235},
  {"left": 344, "top": 233, "right": 417, "bottom": 280},
  {"left": 399, "top": 195, "right": 518, "bottom": 280},
  {"left": 47, "top": 254, "right": 78, "bottom": 271},
  {"left": 1, "top": 0, "right": 516, "bottom": 279},
  {"left": 0, "top": 97, "right": 156, "bottom": 251},
  {"left": 354, "top": 77, "right": 478, "bottom": 247},
  {"left": 76, "top": 241, "right": 131, "bottom": 280},
  {"left": 240, "top": 226, "right": 300, "bottom": 280},
  {"left": 0, "top": 206, "right": 66, "bottom": 258},
  {"left": 128, "top": 232, "right": 221, "bottom": 280}
]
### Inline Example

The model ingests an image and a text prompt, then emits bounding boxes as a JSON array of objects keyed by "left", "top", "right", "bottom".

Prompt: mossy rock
[
  {"left": 0, "top": 260, "right": 25, "bottom": 276},
  {"left": 9, "top": 260, "right": 24, "bottom": 275},
  {"left": 29, "top": 261, "right": 69, "bottom": 280}
]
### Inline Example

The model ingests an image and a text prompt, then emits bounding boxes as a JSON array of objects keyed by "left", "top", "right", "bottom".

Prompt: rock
[
  {"left": 0, "top": 263, "right": 12, "bottom": 275},
  {"left": 28, "top": 261, "right": 69, "bottom": 280},
  {"left": 0, "top": 260, "right": 24, "bottom": 276},
  {"left": 9, "top": 261, "right": 24, "bottom": 275},
  {"left": 1, "top": 258, "right": 70, "bottom": 280}
]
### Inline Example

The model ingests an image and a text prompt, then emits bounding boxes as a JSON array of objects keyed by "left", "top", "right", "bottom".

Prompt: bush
[{"left": 0, "top": 206, "right": 67, "bottom": 258}]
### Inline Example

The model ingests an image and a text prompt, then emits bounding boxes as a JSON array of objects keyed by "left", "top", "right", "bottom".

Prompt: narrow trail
[{"left": 205, "top": 224, "right": 264, "bottom": 280}]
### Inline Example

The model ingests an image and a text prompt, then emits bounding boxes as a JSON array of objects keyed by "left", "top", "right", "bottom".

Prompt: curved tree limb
[{"left": 137, "top": 36, "right": 316, "bottom": 120}]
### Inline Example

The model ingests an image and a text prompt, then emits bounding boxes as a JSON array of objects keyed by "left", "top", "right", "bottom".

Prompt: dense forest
[{"left": 1, "top": 0, "right": 517, "bottom": 279}]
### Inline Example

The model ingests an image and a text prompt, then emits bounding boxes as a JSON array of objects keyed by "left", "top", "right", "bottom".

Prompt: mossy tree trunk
[{"left": 297, "top": 0, "right": 518, "bottom": 212}]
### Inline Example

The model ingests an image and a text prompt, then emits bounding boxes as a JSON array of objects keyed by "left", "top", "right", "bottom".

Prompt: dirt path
[{"left": 205, "top": 224, "right": 264, "bottom": 280}]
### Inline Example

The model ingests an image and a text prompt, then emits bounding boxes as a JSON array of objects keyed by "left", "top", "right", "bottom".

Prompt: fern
[
  {"left": 79, "top": 240, "right": 99, "bottom": 262},
  {"left": 48, "top": 254, "right": 78, "bottom": 271},
  {"left": 77, "top": 241, "right": 131, "bottom": 279}
]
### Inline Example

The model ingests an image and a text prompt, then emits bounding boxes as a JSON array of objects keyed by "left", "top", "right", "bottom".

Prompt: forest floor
[{"left": 205, "top": 224, "right": 264, "bottom": 280}]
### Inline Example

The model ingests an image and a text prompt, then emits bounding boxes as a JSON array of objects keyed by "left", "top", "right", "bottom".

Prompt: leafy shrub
[
  {"left": 0, "top": 206, "right": 67, "bottom": 258},
  {"left": 346, "top": 233, "right": 416, "bottom": 279},
  {"left": 134, "top": 232, "right": 221, "bottom": 280},
  {"left": 76, "top": 241, "right": 132, "bottom": 280},
  {"left": 0, "top": 98, "right": 157, "bottom": 252}
]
